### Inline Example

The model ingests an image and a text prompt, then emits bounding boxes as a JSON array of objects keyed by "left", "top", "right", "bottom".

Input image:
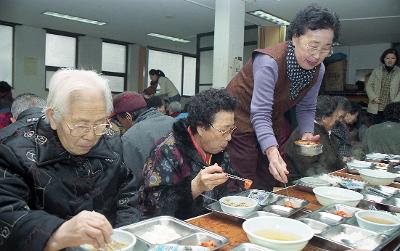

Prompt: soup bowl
[
  {"left": 355, "top": 210, "right": 400, "bottom": 234},
  {"left": 219, "top": 196, "right": 258, "bottom": 216},
  {"left": 242, "top": 216, "right": 314, "bottom": 251},
  {"left": 81, "top": 229, "right": 136, "bottom": 251},
  {"left": 313, "top": 186, "right": 363, "bottom": 207},
  {"left": 359, "top": 169, "right": 397, "bottom": 186}
]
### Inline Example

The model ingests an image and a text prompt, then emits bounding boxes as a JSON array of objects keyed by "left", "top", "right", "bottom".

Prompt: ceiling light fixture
[
  {"left": 248, "top": 10, "right": 290, "bottom": 26},
  {"left": 42, "top": 11, "right": 106, "bottom": 26},
  {"left": 147, "top": 33, "right": 190, "bottom": 43}
]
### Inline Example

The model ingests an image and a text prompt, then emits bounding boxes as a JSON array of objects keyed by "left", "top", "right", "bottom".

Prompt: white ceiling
[{"left": 0, "top": 0, "right": 399, "bottom": 54}]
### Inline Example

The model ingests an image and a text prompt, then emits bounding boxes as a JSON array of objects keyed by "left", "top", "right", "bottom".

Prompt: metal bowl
[{"left": 294, "top": 140, "right": 323, "bottom": 157}]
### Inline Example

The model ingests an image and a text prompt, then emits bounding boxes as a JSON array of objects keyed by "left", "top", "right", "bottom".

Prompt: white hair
[
  {"left": 11, "top": 93, "right": 46, "bottom": 119},
  {"left": 44, "top": 68, "right": 113, "bottom": 122},
  {"left": 168, "top": 101, "right": 182, "bottom": 113}
]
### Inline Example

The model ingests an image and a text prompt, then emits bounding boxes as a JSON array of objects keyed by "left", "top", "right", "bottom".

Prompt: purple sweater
[{"left": 250, "top": 53, "right": 324, "bottom": 153}]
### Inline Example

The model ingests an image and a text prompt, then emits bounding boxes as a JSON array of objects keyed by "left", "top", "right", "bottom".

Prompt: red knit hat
[{"left": 111, "top": 92, "right": 147, "bottom": 117}]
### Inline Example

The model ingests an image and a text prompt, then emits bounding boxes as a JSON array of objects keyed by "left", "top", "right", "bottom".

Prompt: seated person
[
  {"left": 361, "top": 102, "right": 400, "bottom": 154},
  {"left": 0, "top": 69, "right": 140, "bottom": 251},
  {"left": 111, "top": 92, "right": 175, "bottom": 184},
  {"left": 284, "top": 95, "right": 345, "bottom": 180},
  {"left": 168, "top": 101, "right": 182, "bottom": 118},
  {"left": 331, "top": 101, "right": 361, "bottom": 161},
  {"left": 140, "top": 89, "right": 240, "bottom": 219}
]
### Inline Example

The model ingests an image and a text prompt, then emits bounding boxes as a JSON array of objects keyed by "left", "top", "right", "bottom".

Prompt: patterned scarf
[{"left": 286, "top": 42, "right": 316, "bottom": 100}]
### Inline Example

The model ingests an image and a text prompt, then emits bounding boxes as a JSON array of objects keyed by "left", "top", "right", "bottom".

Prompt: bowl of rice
[{"left": 219, "top": 196, "right": 258, "bottom": 216}]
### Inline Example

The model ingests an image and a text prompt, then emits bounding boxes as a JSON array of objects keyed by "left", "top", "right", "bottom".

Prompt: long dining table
[{"left": 187, "top": 170, "right": 400, "bottom": 251}]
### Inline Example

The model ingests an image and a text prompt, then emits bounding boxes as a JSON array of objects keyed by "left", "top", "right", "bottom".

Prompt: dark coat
[
  {"left": 0, "top": 116, "right": 140, "bottom": 251},
  {"left": 284, "top": 123, "right": 343, "bottom": 181},
  {"left": 140, "top": 119, "right": 240, "bottom": 220}
]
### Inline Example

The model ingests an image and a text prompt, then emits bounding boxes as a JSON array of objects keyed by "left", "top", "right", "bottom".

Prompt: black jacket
[{"left": 0, "top": 115, "right": 140, "bottom": 251}]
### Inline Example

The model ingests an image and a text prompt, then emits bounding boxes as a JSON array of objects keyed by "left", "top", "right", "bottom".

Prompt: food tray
[
  {"left": 119, "top": 216, "right": 229, "bottom": 251},
  {"left": 362, "top": 186, "right": 400, "bottom": 213},
  {"left": 230, "top": 243, "right": 275, "bottom": 251},
  {"left": 298, "top": 203, "right": 400, "bottom": 250},
  {"left": 205, "top": 189, "right": 309, "bottom": 221},
  {"left": 294, "top": 176, "right": 332, "bottom": 192}
]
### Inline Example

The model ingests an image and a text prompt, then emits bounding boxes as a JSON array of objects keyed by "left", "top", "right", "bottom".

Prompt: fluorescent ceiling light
[
  {"left": 248, "top": 10, "right": 290, "bottom": 26},
  {"left": 42, "top": 11, "right": 106, "bottom": 26},
  {"left": 147, "top": 33, "right": 190, "bottom": 43}
]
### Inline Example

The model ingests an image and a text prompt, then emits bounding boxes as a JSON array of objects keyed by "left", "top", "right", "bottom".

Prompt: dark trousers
[{"left": 227, "top": 132, "right": 277, "bottom": 191}]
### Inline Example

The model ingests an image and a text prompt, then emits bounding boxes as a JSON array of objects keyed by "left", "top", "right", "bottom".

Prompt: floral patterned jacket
[{"left": 140, "top": 119, "right": 240, "bottom": 220}]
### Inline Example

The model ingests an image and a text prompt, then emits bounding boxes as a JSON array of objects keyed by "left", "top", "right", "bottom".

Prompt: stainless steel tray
[
  {"left": 205, "top": 189, "right": 309, "bottom": 221},
  {"left": 119, "top": 216, "right": 228, "bottom": 251},
  {"left": 362, "top": 186, "right": 400, "bottom": 213},
  {"left": 298, "top": 203, "right": 400, "bottom": 250},
  {"left": 230, "top": 243, "right": 275, "bottom": 251}
]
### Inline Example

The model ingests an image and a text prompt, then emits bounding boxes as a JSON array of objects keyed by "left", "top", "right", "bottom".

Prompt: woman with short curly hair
[{"left": 140, "top": 88, "right": 241, "bottom": 219}]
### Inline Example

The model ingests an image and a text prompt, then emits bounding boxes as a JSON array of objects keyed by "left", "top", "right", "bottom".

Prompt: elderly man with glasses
[{"left": 0, "top": 69, "right": 140, "bottom": 251}]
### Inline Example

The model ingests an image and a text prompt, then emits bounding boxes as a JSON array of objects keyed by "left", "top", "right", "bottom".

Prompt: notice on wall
[{"left": 24, "top": 57, "right": 37, "bottom": 75}]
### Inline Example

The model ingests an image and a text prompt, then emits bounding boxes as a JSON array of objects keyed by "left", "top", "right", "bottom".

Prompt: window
[
  {"left": 147, "top": 49, "right": 196, "bottom": 96},
  {"left": 102, "top": 41, "right": 127, "bottom": 92},
  {"left": 0, "top": 24, "right": 13, "bottom": 86},
  {"left": 45, "top": 32, "right": 77, "bottom": 88}
]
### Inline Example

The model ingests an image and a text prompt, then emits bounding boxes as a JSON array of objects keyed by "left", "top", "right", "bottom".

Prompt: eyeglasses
[
  {"left": 65, "top": 121, "right": 112, "bottom": 137},
  {"left": 210, "top": 124, "right": 237, "bottom": 136},
  {"left": 304, "top": 43, "right": 333, "bottom": 57}
]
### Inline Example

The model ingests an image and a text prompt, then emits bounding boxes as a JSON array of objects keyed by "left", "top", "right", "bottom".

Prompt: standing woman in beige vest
[
  {"left": 366, "top": 48, "right": 400, "bottom": 124},
  {"left": 226, "top": 5, "right": 340, "bottom": 190}
]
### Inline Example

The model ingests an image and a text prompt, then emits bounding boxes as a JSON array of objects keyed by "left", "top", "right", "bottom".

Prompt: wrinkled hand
[
  {"left": 44, "top": 210, "right": 113, "bottom": 251},
  {"left": 191, "top": 164, "right": 228, "bottom": 198},
  {"left": 266, "top": 146, "right": 288, "bottom": 183},
  {"left": 301, "top": 132, "right": 320, "bottom": 142}
]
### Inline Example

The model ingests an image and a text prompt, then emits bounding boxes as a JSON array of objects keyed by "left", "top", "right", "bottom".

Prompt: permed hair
[
  {"left": 44, "top": 69, "right": 113, "bottom": 122},
  {"left": 380, "top": 48, "right": 399, "bottom": 65},
  {"left": 315, "top": 95, "right": 337, "bottom": 121},
  {"left": 187, "top": 88, "right": 236, "bottom": 133},
  {"left": 286, "top": 4, "right": 340, "bottom": 42}
]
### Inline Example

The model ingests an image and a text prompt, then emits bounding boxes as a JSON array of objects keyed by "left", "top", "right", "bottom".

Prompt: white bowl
[
  {"left": 355, "top": 210, "right": 400, "bottom": 234},
  {"left": 219, "top": 196, "right": 258, "bottom": 216},
  {"left": 81, "top": 229, "right": 136, "bottom": 251},
  {"left": 313, "top": 186, "right": 363, "bottom": 207},
  {"left": 359, "top": 169, "right": 397, "bottom": 185},
  {"left": 365, "top": 153, "right": 388, "bottom": 161},
  {"left": 242, "top": 216, "right": 314, "bottom": 251},
  {"left": 347, "top": 160, "right": 371, "bottom": 169},
  {"left": 299, "top": 177, "right": 331, "bottom": 187}
]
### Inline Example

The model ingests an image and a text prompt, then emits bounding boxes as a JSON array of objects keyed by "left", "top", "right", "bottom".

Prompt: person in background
[
  {"left": 140, "top": 89, "right": 239, "bottom": 220},
  {"left": 361, "top": 102, "right": 400, "bottom": 155},
  {"left": 10, "top": 93, "right": 46, "bottom": 123},
  {"left": 168, "top": 101, "right": 182, "bottom": 118},
  {"left": 148, "top": 69, "right": 181, "bottom": 102},
  {"left": 285, "top": 96, "right": 345, "bottom": 181},
  {"left": 112, "top": 91, "right": 175, "bottom": 184},
  {"left": 331, "top": 101, "right": 362, "bottom": 161},
  {"left": 0, "top": 69, "right": 140, "bottom": 251},
  {"left": 226, "top": 4, "right": 340, "bottom": 190},
  {"left": 0, "top": 81, "right": 13, "bottom": 129},
  {"left": 146, "top": 95, "right": 167, "bottom": 114},
  {"left": 366, "top": 48, "right": 400, "bottom": 124}
]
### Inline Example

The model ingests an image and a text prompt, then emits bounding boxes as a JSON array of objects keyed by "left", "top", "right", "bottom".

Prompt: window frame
[
  {"left": 45, "top": 29, "right": 79, "bottom": 90},
  {"left": 0, "top": 20, "right": 16, "bottom": 87},
  {"left": 147, "top": 47, "right": 196, "bottom": 97},
  {"left": 101, "top": 39, "right": 128, "bottom": 93}
]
